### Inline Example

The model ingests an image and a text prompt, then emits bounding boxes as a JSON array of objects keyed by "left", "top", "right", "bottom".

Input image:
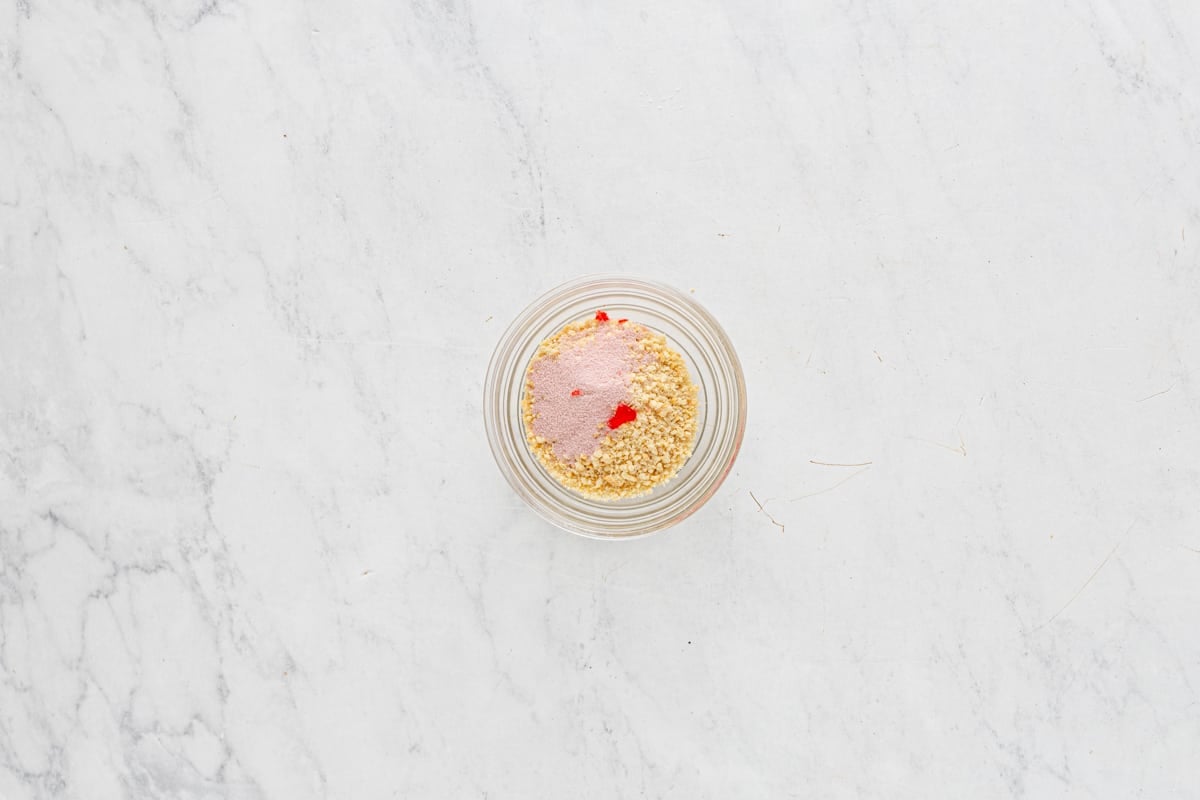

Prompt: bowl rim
[{"left": 483, "top": 274, "right": 747, "bottom": 540}]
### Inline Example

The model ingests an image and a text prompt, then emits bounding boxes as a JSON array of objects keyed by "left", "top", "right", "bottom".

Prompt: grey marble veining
[{"left": 2, "top": 0, "right": 1199, "bottom": 797}]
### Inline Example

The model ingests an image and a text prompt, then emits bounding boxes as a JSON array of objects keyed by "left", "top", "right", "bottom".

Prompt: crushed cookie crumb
[{"left": 522, "top": 315, "right": 698, "bottom": 499}]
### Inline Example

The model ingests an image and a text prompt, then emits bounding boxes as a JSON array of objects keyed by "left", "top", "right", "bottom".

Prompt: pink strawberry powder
[{"left": 528, "top": 324, "right": 652, "bottom": 462}]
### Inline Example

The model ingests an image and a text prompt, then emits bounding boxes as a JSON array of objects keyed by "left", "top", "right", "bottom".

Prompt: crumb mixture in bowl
[
  {"left": 484, "top": 275, "right": 746, "bottom": 539},
  {"left": 523, "top": 311, "right": 698, "bottom": 499}
]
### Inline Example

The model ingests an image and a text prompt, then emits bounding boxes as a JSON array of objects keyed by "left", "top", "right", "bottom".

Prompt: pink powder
[{"left": 528, "top": 325, "right": 653, "bottom": 462}]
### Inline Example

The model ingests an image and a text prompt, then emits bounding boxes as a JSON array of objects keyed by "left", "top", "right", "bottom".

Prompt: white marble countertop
[{"left": 3, "top": 1, "right": 1199, "bottom": 797}]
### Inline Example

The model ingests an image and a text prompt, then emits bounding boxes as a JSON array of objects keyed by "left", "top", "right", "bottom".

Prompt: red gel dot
[
  {"left": 617, "top": 318, "right": 628, "bottom": 324},
  {"left": 570, "top": 388, "right": 582, "bottom": 396},
  {"left": 607, "top": 403, "right": 637, "bottom": 429},
  {"left": 595, "top": 310, "right": 609, "bottom": 322}
]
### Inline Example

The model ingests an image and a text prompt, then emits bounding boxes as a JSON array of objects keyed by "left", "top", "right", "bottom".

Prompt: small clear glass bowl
[{"left": 484, "top": 275, "right": 746, "bottom": 539}]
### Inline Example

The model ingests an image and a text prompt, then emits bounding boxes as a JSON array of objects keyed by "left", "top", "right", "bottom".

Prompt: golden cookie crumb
[{"left": 522, "top": 317, "right": 699, "bottom": 500}]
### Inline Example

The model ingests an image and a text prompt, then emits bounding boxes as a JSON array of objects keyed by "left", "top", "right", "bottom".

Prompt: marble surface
[{"left": 3, "top": 0, "right": 1199, "bottom": 797}]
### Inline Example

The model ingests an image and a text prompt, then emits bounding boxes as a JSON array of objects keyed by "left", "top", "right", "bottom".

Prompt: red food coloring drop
[
  {"left": 595, "top": 310, "right": 610, "bottom": 322},
  {"left": 570, "top": 388, "right": 582, "bottom": 396},
  {"left": 617, "top": 318, "right": 628, "bottom": 324},
  {"left": 607, "top": 403, "right": 637, "bottom": 429}
]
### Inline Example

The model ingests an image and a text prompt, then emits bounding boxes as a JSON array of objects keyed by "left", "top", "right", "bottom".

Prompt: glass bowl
[{"left": 483, "top": 275, "right": 746, "bottom": 539}]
